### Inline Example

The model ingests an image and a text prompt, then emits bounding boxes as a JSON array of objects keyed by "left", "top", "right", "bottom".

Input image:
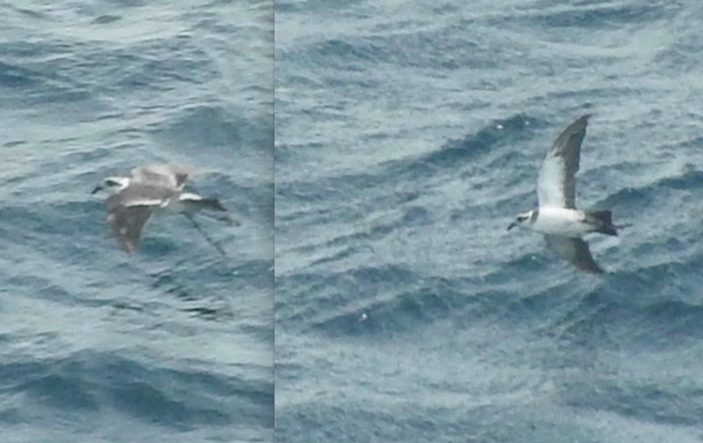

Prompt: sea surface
[
  {"left": 275, "top": 1, "right": 703, "bottom": 442},
  {"left": 0, "top": 1, "right": 273, "bottom": 442}
]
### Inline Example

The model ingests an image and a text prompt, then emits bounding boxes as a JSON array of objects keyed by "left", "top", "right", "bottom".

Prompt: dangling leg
[
  {"left": 200, "top": 210, "right": 241, "bottom": 226},
  {"left": 180, "top": 195, "right": 241, "bottom": 227},
  {"left": 197, "top": 210, "right": 241, "bottom": 227},
  {"left": 183, "top": 213, "right": 229, "bottom": 258}
]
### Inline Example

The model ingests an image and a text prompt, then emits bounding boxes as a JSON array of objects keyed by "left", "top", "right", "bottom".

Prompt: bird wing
[
  {"left": 105, "top": 202, "right": 153, "bottom": 254},
  {"left": 108, "top": 184, "right": 175, "bottom": 208},
  {"left": 131, "top": 164, "right": 191, "bottom": 190},
  {"left": 537, "top": 114, "right": 591, "bottom": 209},
  {"left": 544, "top": 234, "right": 603, "bottom": 274},
  {"left": 104, "top": 185, "right": 173, "bottom": 253}
]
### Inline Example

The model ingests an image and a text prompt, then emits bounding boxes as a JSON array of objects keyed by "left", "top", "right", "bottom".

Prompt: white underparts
[{"left": 529, "top": 206, "right": 592, "bottom": 237}]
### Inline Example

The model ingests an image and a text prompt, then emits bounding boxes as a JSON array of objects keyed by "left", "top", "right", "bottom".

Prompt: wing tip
[
  {"left": 580, "top": 264, "right": 605, "bottom": 274},
  {"left": 570, "top": 113, "right": 592, "bottom": 131},
  {"left": 116, "top": 232, "right": 140, "bottom": 254}
]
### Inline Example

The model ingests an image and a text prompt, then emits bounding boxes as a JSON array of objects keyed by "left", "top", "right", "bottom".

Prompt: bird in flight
[
  {"left": 507, "top": 115, "right": 619, "bottom": 274},
  {"left": 92, "top": 164, "right": 239, "bottom": 256}
]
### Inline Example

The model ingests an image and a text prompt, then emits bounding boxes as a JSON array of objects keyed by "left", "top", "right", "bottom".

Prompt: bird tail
[{"left": 586, "top": 210, "right": 618, "bottom": 236}]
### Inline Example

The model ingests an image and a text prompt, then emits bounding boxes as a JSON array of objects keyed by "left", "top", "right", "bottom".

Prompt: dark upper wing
[
  {"left": 544, "top": 234, "right": 604, "bottom": 274},
  {"left": 105, "top": 191, "right": 158, "bottom": 254},
  {"left": 105, "top": 205, "right": 153, "bottom": 254},
  {"left": 537, "top": 114, "right": 591, "bottom": 209}
]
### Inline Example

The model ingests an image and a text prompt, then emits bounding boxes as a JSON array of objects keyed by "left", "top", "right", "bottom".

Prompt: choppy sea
[
  {"left": 0, "top": 1, "right": 273, "bottom": 442},
  {"left": 275, "top": 1, "right": 703, "bottom": 442}
]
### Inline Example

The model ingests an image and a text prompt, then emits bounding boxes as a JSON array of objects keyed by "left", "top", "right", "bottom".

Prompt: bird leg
[
  {"left": 197, "top": 210, "right": 241, "bottom": 227},
  {"left": 183, "top": 213, "right": 229, "bottom": 258}
]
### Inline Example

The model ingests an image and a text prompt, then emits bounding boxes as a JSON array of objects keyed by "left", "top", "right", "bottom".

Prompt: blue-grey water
[
  {"left": 0, "top": 1, "right": 273, "bottom": 442},
  {"left": 275, "top": 1, "right": 703, "bottom": 442}
]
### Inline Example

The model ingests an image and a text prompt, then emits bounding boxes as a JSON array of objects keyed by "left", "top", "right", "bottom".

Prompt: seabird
[
  {"left": 507, "top": 115, "right": 619, "bottom": 274},
  {"left": 92, "top": 164, "right": 239, "bottom": 256}
]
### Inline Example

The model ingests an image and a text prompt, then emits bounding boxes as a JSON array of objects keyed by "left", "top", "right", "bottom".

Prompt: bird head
[
  {"left": 91, "top": 176, "right": 130, "bottom": 194},
  {"left": 507, "top": 210, "right": 534, "bottom": 231}
]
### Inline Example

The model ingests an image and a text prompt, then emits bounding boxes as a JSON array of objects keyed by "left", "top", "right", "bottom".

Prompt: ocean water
[
  {"left": 0, "top": 1, "right": 273, "bottom": 442},
  {"left": 275, "top": 1, "right": 703, "bottom": 442}
]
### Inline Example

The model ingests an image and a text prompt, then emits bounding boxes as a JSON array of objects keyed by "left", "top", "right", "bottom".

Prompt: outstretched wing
[
  {"left": 104, "top": 186, "right": 167, "bottom": 254},
  {"left": 131, "top": 164, "right": 191, "bottom": 190},
  {"left": 537, "top": 115, "right": 591, "bottom": 209},
  {"left": 105, "top": 203, "right": 153, "bottom": 254},
  {"left": 544, "top": 234, "right": 603, "bottom": 274}
]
